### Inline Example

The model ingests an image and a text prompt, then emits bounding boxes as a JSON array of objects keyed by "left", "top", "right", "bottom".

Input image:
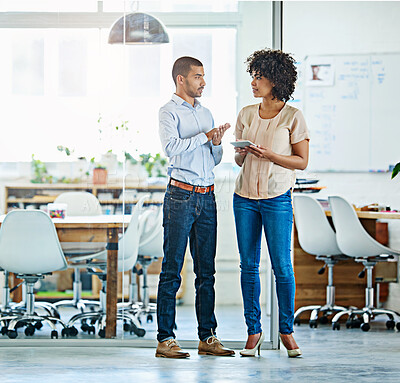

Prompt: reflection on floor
[
  {"left": 1, "top": 306, "right": 400, "bottom": 382},
  {"left": 0, "top": 305, "right": 270, "bottom": 341}
]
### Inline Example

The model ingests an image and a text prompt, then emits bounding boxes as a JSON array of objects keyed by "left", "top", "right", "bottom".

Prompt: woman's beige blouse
[{"left": 234, "top": 103, "right": 310, "bottom": 200}]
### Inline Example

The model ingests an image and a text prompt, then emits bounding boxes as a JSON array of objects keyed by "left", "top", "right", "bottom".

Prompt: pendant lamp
[{"left": 108, "top": 12, "right": 169, "bottom": 45}]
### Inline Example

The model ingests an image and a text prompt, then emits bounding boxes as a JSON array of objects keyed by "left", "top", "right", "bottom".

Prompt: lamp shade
[{"left": 108, "top": 12, "right": 169, "bottom": 44}]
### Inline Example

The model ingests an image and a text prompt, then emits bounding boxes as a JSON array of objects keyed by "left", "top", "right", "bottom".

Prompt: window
[{"left": 0, "top": 26, "right": 236, "bottom": 161}]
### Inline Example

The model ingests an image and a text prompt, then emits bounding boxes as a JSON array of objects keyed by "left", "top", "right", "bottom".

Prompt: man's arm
[{"left": 159, "top": 109, "right": 208, "bottom": 157}]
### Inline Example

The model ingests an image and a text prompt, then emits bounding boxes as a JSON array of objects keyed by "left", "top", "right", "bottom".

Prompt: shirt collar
[{"left": 172, "top": 93, "right": 201, "bottom": 109}]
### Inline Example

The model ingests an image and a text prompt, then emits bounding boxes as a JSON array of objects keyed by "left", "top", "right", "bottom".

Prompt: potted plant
[
  {"left": 91, "top": 158, "right": 108, "bottom": 184},
  {"left": 31, "top": 155, "right": 53, "bottom": 183},
  {"left": 139, "top": 152, "right": 168, "bottom": 184},
  {"left": 391, "top": 162, "right": 400, "bottom": 179}
]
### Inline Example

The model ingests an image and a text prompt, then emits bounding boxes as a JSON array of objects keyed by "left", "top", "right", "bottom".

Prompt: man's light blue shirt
[{"left": 159, "top": 93, "right": 223, "bottom": 186}]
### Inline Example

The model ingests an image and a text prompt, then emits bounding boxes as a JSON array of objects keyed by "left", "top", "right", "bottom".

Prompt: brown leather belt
[{"left": 170, "top": 179, "right": 214, "bottom": 194}]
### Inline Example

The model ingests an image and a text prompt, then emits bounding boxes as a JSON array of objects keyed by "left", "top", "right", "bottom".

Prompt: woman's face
[{"left": 251, "top": 72, "right": 274, "bottom": 99}]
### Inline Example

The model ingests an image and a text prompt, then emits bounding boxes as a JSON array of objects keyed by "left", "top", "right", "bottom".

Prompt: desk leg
[{"left": 105, "top": 227, "right": 118, "bottom": 339}]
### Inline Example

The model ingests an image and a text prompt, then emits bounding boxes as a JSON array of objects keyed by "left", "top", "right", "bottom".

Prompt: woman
[{"left": 234, "top": 49, "right": 310, "bottom": 357}]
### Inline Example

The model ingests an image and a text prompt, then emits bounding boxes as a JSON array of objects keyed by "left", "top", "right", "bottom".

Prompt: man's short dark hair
[{"left": 172, "top": 56, "right": 203, "bottom": 85}]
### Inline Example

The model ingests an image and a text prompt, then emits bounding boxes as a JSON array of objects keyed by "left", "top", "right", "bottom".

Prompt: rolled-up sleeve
[{"left": 159, "top": 108, "right": 207, "bottom": 158}]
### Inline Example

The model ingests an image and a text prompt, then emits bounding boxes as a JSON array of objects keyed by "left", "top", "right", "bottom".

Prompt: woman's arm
[
  {"left": 234, "top": 147, "right": 247, "bottom": 167},
  {"left": 246, "top": 139, "right": 309, "bottom": 170}
]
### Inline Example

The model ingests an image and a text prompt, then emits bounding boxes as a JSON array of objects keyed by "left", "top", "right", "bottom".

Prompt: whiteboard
[{"left": 299, "top": 54, "right": 400, "bottom": 172}]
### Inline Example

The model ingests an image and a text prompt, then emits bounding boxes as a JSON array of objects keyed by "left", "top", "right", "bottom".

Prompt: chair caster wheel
[
  {"left": 332, "top": 322, "right": 340, "bottom": 331},
  {"left": 129, "top": 323, "right": 146, "bottom": 337},
  {"left": 294, "top": 317, "right": 301, "bottom": 326},
  {"left": 386, "top": 320, "right": 395, "bottom": 330},
  {"left": 319, "top": 316, "right": 329, "bottom": 325},
  {"left": 396, "top": 322, "right": 400, "bottom": 331},
  {"left": 146, "top": 314, "right": 153, "bottom": 323},
  {"left": 61, "top": 328, "right": 69, "bottom": 338},
  {"left": 309, "top": 320, "right": 318, "bottom": 329},
  {"left": 51, "top": 330, "right": 58, "bottom": 339},
  {"left": 1, "top": 326, "right": 8, "bottom": 336},
  {"left": 81, "top": 323, "right": 89, "bottom": 332},
  {"left": 34, "top": 321, "right": 43, "bottom": 330},
  {"left": 360, "top": 323, "right": 370, "bottom": 332},
  {"left": 98, "top": 328, "right": 106, "bottom": 338},
  {"left": 68, "top": 326, "right": 79, "bottom": 337},
  {"left": 7, "top": 330, "right": 18, "bottom": 339},
  {"left": 123, "top": 322, "right": 131, "bottom": 332},
  {"left": 88, "top": 326, "right": 96, "bottom": 335},
  {"left": 351, "top": 318, "right": 362, "bottom": 328},
  {"left": 24, "top": 326, "right": 35, "bottom": 336}
]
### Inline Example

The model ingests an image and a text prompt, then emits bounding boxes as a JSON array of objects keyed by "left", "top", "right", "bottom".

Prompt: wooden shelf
[{"left": 5, "top": 183, "right": 166, "bottom": 212}]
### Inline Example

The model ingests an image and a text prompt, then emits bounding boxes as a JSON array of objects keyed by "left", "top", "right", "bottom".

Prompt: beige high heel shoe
[
  {"left": 239, "top": 332, "right": 265, "bottom": 357},
  {"left": 280, "top": 334, "right": 302, "bottom": 358}
]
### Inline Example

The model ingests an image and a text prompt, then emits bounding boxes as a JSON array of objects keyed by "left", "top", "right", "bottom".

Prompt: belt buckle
[{"left": 197, "top": 186, "right": 207, "bottom": 194}]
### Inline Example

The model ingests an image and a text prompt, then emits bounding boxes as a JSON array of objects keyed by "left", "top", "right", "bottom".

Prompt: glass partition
[{"left": 0, "top": 0, "right": 277, "bottom": 346}]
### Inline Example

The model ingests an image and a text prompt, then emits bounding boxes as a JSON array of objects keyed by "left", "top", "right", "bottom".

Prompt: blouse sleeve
[
  {"left": 235, "top": 108, "right": 244, "bottom": 140},
  {"left": 290, "top": 110, "right": 310, "bottom": 144}
]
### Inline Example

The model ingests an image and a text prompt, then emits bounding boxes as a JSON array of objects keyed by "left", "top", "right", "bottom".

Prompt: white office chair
[
  {"left": 329, "top": 196, "right": 400, "bottom": 331},
  {"left": 0, "top": 210, "right": 69, "bottom": 339},
  {"left": 0, "top": 269, "right": 12, "bottom": 315},
  {"left": 53, "top": 191, "right": 105, "bottom": 312},
  {"left": 65, "top": 195, "right": 149, "bottom": 338},
  {"left": 293, "top": 195, "right": 349, "bottom": 327},
  {"left": 132, "top": 206, "right": 163, "bottom": 323}
]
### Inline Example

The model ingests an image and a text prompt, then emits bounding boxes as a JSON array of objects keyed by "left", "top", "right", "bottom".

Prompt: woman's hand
[
  {"left": 234, "top": 146, "right": 248, "bottom": 157},
  {"left": 234, "top": 142, "right": 248, "bottom": 167},
  {"left": 246, "top": 140, "right": 309, "bottom": 170},
  {"left": 247, "top": 144, "right": 274, "bottom": 160}
]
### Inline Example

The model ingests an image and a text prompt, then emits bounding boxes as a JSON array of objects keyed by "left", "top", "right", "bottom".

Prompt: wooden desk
[
  {"left": 294, "top": 210, "right": 400, "bottom": 313},
  {"left": 0, "top": 215, "right": 132, "bottom": 339}
]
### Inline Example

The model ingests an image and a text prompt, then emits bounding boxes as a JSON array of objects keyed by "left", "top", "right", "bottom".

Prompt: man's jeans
[
  {"left": 233, "top": 190, "right": 295, "bottom": 335},
  {"left": 156, "top": 184, "right": 217, "bottom": 342}
]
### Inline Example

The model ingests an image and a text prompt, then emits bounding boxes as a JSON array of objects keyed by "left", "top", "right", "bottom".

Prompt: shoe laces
[
  {"left": 206, "top": 335, "right": 222, "bottom": 346},
  {"left": 166, "top": 339, "right": 179, "bottom": 348}
]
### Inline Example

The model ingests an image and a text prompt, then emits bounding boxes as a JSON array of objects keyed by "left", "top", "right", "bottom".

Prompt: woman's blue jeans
[
  {"left": 157, "top": 184, "right": 217, "bottom": 342},
  {"left": 233, "top": 190, "right": 295, "bottom": 335}
]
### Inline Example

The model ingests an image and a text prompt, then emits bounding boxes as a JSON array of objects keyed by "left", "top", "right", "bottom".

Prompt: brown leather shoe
[
  {"left": 155, "top": 339, "right": 190, "bottom": 359},
  {"left": 198, "top": 336, "right": 235, "bottom": 356}
]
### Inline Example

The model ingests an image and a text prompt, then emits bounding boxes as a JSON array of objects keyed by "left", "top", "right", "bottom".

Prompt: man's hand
[
  {"left": 205, "top": 123, "right": 231, "bottom": 145},
  {"left": 205, "top": 128, "right": 217, "bottom": 142}
]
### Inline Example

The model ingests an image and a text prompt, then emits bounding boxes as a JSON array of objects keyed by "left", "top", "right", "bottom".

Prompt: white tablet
[{"left": 230, "top": 140, "right": 256, "bottom": 148}]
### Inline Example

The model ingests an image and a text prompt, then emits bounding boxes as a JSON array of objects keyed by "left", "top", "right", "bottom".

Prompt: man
[{"left": 156, "top": 56, "right": 233, "bottom": 358}]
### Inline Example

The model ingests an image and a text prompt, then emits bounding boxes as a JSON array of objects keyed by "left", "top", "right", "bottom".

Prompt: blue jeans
[
  {"left": 233, "top": 190, "right": 295, "bottom": 335},
  {"left": 157, "top": 184, "right": 217, "bottom": 342}
]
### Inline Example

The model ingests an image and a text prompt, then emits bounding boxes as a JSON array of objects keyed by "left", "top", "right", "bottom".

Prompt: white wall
[{"left": 284, "top": 1, "right": 400, "bottom": 58}]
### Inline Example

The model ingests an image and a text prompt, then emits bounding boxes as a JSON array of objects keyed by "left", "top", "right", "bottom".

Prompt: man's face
[{"left": 181, "top": 65, "right": 206, "bottom": 98}]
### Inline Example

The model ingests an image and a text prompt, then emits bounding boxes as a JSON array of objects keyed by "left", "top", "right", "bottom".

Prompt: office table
[{"left": 0, "top": 214, "right": 131, "bottom": 339}]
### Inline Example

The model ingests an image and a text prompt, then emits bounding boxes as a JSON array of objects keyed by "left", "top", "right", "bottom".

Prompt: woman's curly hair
[{"left": 246, "top": 49, "right": 297, "bottom": 102}]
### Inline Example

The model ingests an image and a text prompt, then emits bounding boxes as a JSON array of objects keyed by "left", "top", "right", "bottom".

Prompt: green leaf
[{"left": 392, "top": 162, "right": 400, "bottom": 179}]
